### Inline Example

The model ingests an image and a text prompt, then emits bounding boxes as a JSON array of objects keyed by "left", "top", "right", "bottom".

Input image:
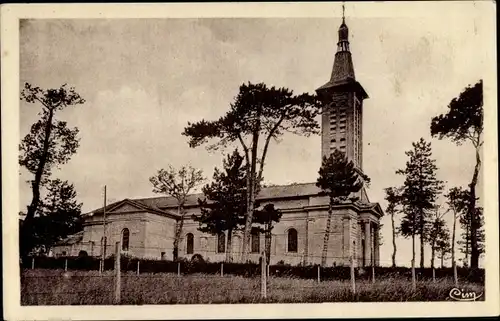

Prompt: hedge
[{"left": 21, "top": 256, "right": 484, "bottom": 283}]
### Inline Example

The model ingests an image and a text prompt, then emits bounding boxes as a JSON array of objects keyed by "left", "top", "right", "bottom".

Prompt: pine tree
[
  {"left": 183, "top": 82, "right": 321, "bottom": 262},
  {"left": 396, "top": 138, "right": 444, "bottom": 269},
  {"left": 19, "top": 83, "right": 85, "bottom": 257},
  {"left": 384, "top": 186, "right": 403, "bottom": 267},
  {"left": 431, "top": 80, "right": 483, "bottom": 268},
  {"left": 194, "top": 150, "right": 247, "bottom": 262},
  {"left": 253, "top": 203, "right": 282, "bottom": 264},
  {"left": 316, "top": 149, "right": 369, "bottom": 266},
  {"left": 26, "top": 179, "right": 83, "bottom": 254}
]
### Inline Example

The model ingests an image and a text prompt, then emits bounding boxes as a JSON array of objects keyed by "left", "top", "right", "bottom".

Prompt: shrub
[{"left": 21, "top": 256, "right": 485, "bottom": 283}]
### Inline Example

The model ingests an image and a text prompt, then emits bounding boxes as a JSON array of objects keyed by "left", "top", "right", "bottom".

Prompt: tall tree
[
  {"left": 396, "top": 138, "right": 444, "bottom": 269},
  {"left": 384, "top": 186, "right": 403, "bottom": 267},
  {"left": 431, "top": 80, "right": 483, "bottom": 268},
  {"left": 428, "top": 205, "right": 450, "bottom": 269},
  {"left": 316, "top": 149, "right": 369, "bottom": 266},
  {"left": 194, "top": 150, "right": 247, "bottom": 262},
  {"left": 19, "top": 83, "right": 85, "bottom": 256},
  {"left": 183, "top": 82, "right": 321, "bottom": 262},
  {"left": 253, "top": 203, "right": 282, "bottom": 264},
  {"left": 150, "top": 165, "right": 204, "bottom": 261},
  {"left": 27, "top": 179, "right": 83, "bottom": 254},
  {"left": 445, "top": 187, "right": 469, "bottom": 272}
]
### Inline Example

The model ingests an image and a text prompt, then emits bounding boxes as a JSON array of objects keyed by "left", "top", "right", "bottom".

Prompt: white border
[{"left": 2, "top": 2, "right": 498, "bottom": 320}]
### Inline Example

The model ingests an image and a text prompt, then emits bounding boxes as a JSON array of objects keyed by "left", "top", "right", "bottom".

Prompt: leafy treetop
[
  {"left": 316, "top": 149, "right": 369, "bottom": 205},
  {"left": 430, "top": 80, "right": 483, "bottom": 147}
]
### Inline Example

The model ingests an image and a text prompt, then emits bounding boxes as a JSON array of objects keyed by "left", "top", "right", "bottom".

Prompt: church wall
[
  {"left": 180, "top": 219, "right": 226, "bottom": 262},
  {"left": 167, "top": 200, "right": 366, "bottom": 267},
  {"left": 65, "top": 197, "right": 380, "bottom": 267},
  {"left": 63, "top": 212, "right": 148, "bottom": 258},
  {"left": 268, "top": 210, "right": 308, "bottom": 265},
  {"left": 306, "top": 208, "right": 342, "bottom": 266},
  {"left": 143, "top": 213, "right": 177, "bottom": 260}
]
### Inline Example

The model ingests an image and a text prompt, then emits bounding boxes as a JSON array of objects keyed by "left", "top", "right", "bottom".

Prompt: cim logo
[{"left": 449, "top": 288, "right": 483, "bottom": 301}]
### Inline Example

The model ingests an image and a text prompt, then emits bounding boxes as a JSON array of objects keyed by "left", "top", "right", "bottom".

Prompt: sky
[{"left": 17, "top": 2, "right": 492, "bottom": 267}]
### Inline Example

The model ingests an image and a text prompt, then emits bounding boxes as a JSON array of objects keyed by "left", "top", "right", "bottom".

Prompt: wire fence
[{"left": 21, "top": 242, "right": 485, "bottom": 305}]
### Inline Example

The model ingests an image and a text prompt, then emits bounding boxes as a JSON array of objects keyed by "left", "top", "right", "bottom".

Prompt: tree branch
[{"left": 257, "top": 113, "right": 286, "bottom": 182}]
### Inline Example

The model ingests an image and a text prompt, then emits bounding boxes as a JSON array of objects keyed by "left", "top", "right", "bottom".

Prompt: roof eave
[{"left": 316, "top": 80, "right": 369, "bottom": 100}]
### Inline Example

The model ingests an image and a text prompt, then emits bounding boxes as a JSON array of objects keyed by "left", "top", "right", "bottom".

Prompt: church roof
[
  {"left": 132, "top": 182, "right": 322, "bottom": 210},
  {"left": 86, "top": 182, "right": 383, "bottom": 218}
]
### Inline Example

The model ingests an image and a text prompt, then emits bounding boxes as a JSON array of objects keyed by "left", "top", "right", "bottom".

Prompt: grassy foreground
[{"left": 21, "top": 269, "right": 485, "bottom": 305}]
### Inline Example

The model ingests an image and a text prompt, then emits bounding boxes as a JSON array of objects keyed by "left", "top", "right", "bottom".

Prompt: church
[{"left": 52, "top": 17, "right": 384, "bottom": 267}]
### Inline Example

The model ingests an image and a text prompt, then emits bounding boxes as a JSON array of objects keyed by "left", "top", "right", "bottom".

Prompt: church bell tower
[{"left": 316, "top": 11, "right": 368, "bottom": 172}]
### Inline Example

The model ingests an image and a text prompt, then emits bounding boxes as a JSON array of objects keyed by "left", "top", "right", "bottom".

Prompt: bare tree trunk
[
  {"left": 265, "top": 226, "right": 272, "bottom": 265},
  {"left": 173, "top": 205, "right": 186, "bottom": 261},
  {"left": 469, "top": 146, "right": 481, "bottom": 268},
  {"left": 420, "top": 212, "right": 425, "bottom": 269},
  {"left": 241, "top": 109, "right": 261, "bottom": 263},
  {"left": 430, "top": 239, "right": 436, "bottom": 269},
  {"left": 391, "top": 212, "right": 397, "bottom": 267},
  {"left": 26, "top": 110, "right": 54, "bottom": 222},
  {"left": 440, "top": 250, "right": 444, "bottom": 268},
  {"left": 321, "top": 201, "right": 333, "bottom": 267},
  {"left": 411, "top": 232, "right": 416, "bottom": 291},
  {"left": 226, "top": 229, "right": 233, "bottom": 263}
]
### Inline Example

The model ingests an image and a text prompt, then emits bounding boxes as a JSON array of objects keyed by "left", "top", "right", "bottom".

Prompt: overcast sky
[{"left": 18, "top": 2, "right": 491, "bottom": 267}]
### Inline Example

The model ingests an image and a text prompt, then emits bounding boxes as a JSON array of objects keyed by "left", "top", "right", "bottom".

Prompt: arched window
[
  {"left": 186, "top": 233, "right": 194, "bottom": 254},
  {"left": 217, "top": 232, "right": 226, "bottom": 253},
  {"left": 232, "top": 235, "right": 241, "bottom": 254},
  {"left": 251, "top": 229, "right": 260, "bottom": 253},
  {"left": 122, "top": 228, "right": 130, "bottom": 251},
  {"left": 287, "top": 228, "right": 298, "bottom": 253}
]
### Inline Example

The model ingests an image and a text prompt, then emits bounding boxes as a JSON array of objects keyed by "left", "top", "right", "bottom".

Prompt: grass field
[{"left": 21, "top": 269, "right": 485, "bottom": 305}]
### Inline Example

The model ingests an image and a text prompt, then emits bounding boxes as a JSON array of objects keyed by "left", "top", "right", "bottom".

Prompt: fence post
[
  {"left": 177, "top": 262, "right": 180, "bottom": 276},
  {"left": 350, "top": 256, "right": 356, "bottom": 294},
  {"left": 65, "top": 258, "right": 68, "bottom": 272},
  {"left": 221, "top": 262, "right": 224, "bottom": 277},
  {"left": 114, "top": 241, "right": 121, "bottom": 304},
  {"left": 453, "top": 260, "right": 458, "bottom": 287},
  {"left": 317, "top": 265, "right": 320, "bottom": 283},
  {"left": 31, "top": 257, "right": 34, "bottom": 270},
  {"left": 261, "top": 252, "right": 267, "bottom": 300},
  {"left": 137, "top": 260, "right": 140, "bottom": 275}
]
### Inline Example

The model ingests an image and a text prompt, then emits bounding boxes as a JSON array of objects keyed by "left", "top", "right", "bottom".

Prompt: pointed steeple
[
  {"left": 316, "top": 7, "right": 368, "bottom": 99},
  {"left": 337, "top": 4, "right": 350, "bottom": 53}
]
